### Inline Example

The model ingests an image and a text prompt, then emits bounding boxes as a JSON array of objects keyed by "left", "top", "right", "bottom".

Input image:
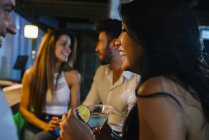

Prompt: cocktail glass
[
  {"left": 87, "top": 104, "right": 113, "bottom": 135},
  {"left": 74, "top": 104, "right": 113, "bottom": 135}
]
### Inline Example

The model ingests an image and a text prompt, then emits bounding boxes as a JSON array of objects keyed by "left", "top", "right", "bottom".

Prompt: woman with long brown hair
[{"left": 20, "top": 29, "right": 81, "bottom": 140}]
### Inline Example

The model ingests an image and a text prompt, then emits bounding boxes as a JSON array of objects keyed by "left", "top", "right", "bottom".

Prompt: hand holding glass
[{"left": 74, "top": 104, "right": 113, "bottom": 135}]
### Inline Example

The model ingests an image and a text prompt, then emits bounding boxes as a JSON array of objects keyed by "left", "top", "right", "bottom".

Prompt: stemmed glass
[{"left": 74, "top": 104, "right": 113, "bottom": 135}]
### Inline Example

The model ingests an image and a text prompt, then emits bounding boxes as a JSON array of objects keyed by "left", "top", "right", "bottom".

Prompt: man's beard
[
  {"left": 100, "top": 53, "right": 113, "bottom": 65},
  {"left": 99, "top": 46, "right": 113, "bottom": 65}
]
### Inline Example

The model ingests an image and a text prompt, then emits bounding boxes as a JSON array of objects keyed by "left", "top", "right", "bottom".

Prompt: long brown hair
[{"left": 29, "top": 29, "right": 74, "bottom": 116}]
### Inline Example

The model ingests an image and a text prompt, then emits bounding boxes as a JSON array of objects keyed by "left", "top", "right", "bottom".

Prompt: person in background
[
  {"left": 59, "top": 0, "right": 209, "bottom": 140},
  {"left": 83, "top": 18, "right": 140, "bottom": 140},
  {"left": 20, "top": 29, "right": 81, "bottom": 140},
  {"left": 0, "top": 0, "right": 18, "bottom": 140}
]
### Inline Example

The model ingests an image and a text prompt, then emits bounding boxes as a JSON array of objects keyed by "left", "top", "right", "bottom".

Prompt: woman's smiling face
[
  {"left": 115, "top": 22, "right": 143, "bottom": 73},
  {"left": 55, "top": 34, "right": 71, "bottom": 62}
]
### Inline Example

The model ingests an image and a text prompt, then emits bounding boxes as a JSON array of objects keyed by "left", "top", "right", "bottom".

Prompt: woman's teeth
[
  {"left": 119, "top": 51, "right": 126, "bottom": 56},
  {"left": 63, "top": 52, "right": 69, "bottom": 57}
]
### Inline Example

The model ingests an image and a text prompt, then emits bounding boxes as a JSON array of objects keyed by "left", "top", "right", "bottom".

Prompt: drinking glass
[{"left": 74, "top": 104, "right": 113, "bottom": 135}]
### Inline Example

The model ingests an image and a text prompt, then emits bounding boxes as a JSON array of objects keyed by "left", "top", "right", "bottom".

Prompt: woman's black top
[{"left": 122, "top": 104, "right": 139, "bottom": 140}]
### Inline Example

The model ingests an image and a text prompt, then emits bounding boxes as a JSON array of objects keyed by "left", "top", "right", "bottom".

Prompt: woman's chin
[
  {"left": 121, "top": 63, "right": 130, "bottom": 71},
  {"left": 58, "top": 58, "right": 68, "bottom": 63}
]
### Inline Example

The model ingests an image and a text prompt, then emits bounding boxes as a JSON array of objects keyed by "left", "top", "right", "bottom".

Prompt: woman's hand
[
  {"left": 43, "top": 117, "right": 61, "bottom": 131},
  {"left": 59, "top": 109, "right": 95, "bottom": 140}
]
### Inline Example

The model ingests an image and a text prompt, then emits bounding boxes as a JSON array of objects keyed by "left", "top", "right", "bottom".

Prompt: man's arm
[
  {"left": 127, "top": 74, "right": 141, "bottom": 114},
  {"left": 83, "top": 67, "right": 103, "bottom": 105}
]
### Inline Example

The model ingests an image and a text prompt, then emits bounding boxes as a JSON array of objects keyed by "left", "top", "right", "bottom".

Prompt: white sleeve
[
  {"left": 83, "top": 67, "right": 102, "bottom": 105},
  {"left": 127, "top": 74, "right": 141, "bottom": 114},
  {"left": 0, "top": 92, "right": 18, "bottom": 140}
]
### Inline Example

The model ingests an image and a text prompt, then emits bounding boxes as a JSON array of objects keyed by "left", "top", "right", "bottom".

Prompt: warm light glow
[{"left": 24, "top": 25, "right": 38, "bottom": 39}]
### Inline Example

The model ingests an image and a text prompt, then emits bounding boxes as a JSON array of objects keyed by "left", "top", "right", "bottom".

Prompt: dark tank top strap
[{"left": 136, "top": 92, "right": 182, "bottom": 108}]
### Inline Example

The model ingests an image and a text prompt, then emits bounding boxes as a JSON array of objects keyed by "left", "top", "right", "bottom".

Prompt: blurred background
[{"left": 1, "top": 0, "right": 209, "bottom": 102}]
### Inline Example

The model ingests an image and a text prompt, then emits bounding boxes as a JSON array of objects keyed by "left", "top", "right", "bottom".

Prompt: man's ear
[{"left": 110, "top": 38, "right": 118, "bottom": 50}]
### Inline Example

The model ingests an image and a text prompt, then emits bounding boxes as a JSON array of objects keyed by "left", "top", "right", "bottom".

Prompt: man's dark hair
[{"left": 96, "top": 18, "right": 121, "bottom": 41}]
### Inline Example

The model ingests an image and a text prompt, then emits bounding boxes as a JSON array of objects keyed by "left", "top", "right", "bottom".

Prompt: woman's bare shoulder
[
  {"left": 64, "top": 70, "right": 80, "bottom": 77},
  {"left": 137, "top": 76, "right": 208, "bottom": 140},
  {"left": 64, "top": 70, "right": 81, "bottom": 84},
  {"left": 22, "top": 68, "right": 33, "bottom": 81},
  {"left": 138, "top": 76, "right": 171, "bottom": 94}
]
